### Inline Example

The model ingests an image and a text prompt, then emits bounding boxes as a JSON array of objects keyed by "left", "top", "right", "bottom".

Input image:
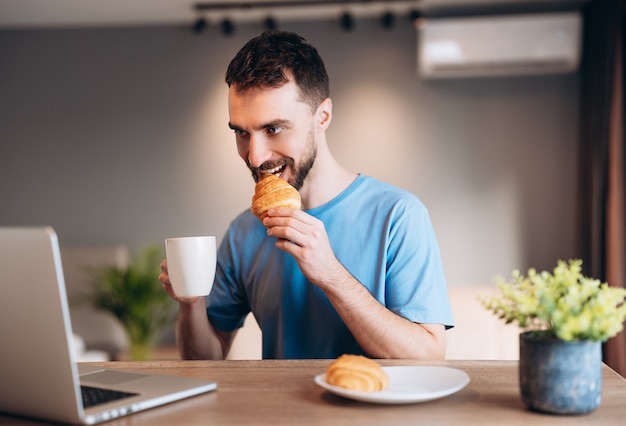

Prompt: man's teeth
[{"left": 263, "top": 166, "right": 283, "bottom": 176}]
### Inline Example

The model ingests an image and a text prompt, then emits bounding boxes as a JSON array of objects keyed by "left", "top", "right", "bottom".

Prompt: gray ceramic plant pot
[{"left": 519, "top": 331, "right": 602, "bottom": 415}]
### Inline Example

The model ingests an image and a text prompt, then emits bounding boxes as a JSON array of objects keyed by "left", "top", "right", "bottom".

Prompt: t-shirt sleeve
[{"left": 384, "top": 199, "right": 454, "bottom": 329}]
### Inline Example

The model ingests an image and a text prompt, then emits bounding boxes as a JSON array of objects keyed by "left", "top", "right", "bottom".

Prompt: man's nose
[{"left": 247, "top": 134, "right": 272, "bottom": 168}]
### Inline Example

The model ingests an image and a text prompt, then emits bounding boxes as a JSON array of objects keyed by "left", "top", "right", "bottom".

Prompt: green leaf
[{"left": 479, "top": 259, "right": 626, "bottom": 342}]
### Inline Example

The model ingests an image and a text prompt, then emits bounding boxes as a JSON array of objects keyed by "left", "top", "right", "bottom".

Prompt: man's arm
[
  {"left": 160, "top": 259, "right": 235, "bottom": 360},
  {"left": 317, "top": 268, "right": 445, "bottom": 359},
  {"left": 265, "top": 208, "right": 446, "bottom": 359}
]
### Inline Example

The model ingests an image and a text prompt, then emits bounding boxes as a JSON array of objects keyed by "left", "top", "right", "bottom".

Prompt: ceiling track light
[
  {"left": 264, "top": 16, "right": 278, "bottom": 30},
  {"left": 191, "top": 16, "right": 208, "bottom": 34},
  {"left": 408, "top": 9, "right": 421, "bottom": 22},
  {"left": 190, "top": 1, "right": 423, "bottom": 33},
  {"left": 340, "top": 12, "right": 354, "bottom": 31},
  {"left": 380, "top": 11, "right": 395, "bottom": 29},
  {"left": 221, "top": 18, "right": 235, "bottom": 35}
]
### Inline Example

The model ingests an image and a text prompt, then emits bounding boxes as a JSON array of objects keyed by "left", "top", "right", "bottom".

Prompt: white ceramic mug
[{"left": 165, "top": 236, "right": 216, "bottom": 297}]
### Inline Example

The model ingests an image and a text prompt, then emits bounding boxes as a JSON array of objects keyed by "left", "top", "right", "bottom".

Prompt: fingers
[
  {"left": 159, "top": 257, "right": 202, "bottom": 304},
  {"left": 265, "top": 207, "right": 313, "bottom": 224},
  {"left": 266, "top": 209, "right": 336, "bottom": 287},
  {"left": 159, "top": 258, "right": 171, "bottom": 285},
  {"left": 264, "top": 208, "right": 314, "bottom": 243},
  {"left": 266, "top": 208, "right": 331, "bottom": 263}
]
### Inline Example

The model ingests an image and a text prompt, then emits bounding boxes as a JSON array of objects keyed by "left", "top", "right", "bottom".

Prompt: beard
[
  {"left": 248, "top": 129, "right": 317, "bottom": 191},
  {"left": 291, "top": 134, "right": 316, "bottom": 190}
]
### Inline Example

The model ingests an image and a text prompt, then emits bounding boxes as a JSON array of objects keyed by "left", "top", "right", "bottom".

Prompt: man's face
[{"left": 227, "top": 80, "right": 317, "bottom": 190}]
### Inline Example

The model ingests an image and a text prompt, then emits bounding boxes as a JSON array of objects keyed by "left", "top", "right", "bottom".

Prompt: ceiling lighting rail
[
  {"left": 191, "top": 0, "right": 424, "bottom": 34},
  {"left": 192, "top": 0, "right": 422, "bottom": 23},
  {"left": 194, "top": 0, "right": 421, "bottom": 12}
]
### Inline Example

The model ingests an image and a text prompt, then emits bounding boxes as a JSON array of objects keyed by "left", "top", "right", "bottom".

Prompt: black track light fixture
[
  {"left": 408, "top": 9, "right": 422, "bottom": 23},
  {"left": 190, "top": 2, "right": 425, "bottom": 34},
  {"left": 191, "top": 16, "right": 207, "bottom": 34},
  {"left": 340, "top": 12, "right": 354, "bottom": 32},
  {"left": 380, "top": 11, "right": 395, "bottom": 29},
  {"left": 221, "top": 18, "right": 235, "bottom": 35},
  {"left": 264, "top": 16, "right": 278, "bottom": 30}
]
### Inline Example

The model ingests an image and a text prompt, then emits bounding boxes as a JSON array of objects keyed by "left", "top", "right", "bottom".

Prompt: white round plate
[{"left": 315, "top": 365, "right": 470, "bottom": 404}]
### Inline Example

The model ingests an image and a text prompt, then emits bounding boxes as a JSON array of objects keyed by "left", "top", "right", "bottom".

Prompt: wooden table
[{"left": 2, "top": 360, "right": 626, "bottom": 425}]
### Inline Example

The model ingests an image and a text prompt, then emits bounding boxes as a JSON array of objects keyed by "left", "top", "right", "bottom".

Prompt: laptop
[{"left": 0, "top": 227, "right": 217, "bottom": 424}]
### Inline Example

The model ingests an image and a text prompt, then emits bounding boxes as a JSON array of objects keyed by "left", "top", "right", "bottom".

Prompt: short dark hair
[{"left": 225, "top": 30, "right": 330, "bottom": 111}]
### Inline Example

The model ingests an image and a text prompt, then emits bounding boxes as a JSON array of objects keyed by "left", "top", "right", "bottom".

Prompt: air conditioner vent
[{"left": 418, "top": 12, "right": 582, "bottom": 79}]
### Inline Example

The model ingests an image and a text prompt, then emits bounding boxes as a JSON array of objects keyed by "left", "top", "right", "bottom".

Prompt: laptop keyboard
[{"left": 81, "top": 385, "right": 138, "bottom": 408}]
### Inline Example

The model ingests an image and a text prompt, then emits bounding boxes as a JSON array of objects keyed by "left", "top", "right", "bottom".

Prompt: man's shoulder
[{"left": 356, "top": 175, "right": 424, "bottom": 207}]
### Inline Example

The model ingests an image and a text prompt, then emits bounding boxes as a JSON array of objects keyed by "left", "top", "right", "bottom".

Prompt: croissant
[
  {"left": 325, "top": 354, "right": 388, "bottom": 392},
  {"left": 251, "top": 174, "right": 301, "bottom": 222}
]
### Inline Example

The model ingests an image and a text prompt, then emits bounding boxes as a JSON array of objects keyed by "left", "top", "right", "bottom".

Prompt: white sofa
[{"left": 445, "top": 284, "right": 520, "bottom": 360}]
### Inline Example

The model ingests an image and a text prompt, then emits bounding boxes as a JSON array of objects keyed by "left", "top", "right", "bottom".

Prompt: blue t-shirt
[{"left": 207, "top": 174, "right": 454, "bottom": 359}]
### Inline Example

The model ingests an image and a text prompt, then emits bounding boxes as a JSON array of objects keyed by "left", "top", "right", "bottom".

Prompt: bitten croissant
[
  {"left": 251, "top": 174, "right": 301, "bottom": 222},
  {"left": 325, "top": 354, "right": 388, "bottom": 392}
]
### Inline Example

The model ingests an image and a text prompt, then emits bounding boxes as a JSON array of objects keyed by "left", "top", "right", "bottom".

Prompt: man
[{"left": 160, "top": 30, "right": 453, "bottom": 360}]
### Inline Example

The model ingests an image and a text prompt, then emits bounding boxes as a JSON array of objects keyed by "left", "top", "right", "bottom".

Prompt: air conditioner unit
[{"left": 417, "top": 12, "right": 582, "bottom": 79}]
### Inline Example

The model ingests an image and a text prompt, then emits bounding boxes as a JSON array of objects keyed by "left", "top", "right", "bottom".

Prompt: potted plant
[
  {"left": 85, "top": 244, "right": 176, "bottom": 360},
  {"left": 481, "top": 259, "right": 626, "bottom": 415}
]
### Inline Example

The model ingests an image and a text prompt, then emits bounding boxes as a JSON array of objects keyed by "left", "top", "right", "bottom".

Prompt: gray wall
[{"left": 0, "top": 18, "right": 579, "bottom": 286}]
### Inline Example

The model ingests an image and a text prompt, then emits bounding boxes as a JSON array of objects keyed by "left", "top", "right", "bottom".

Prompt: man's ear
[{"left": 316, "top": 98, "right": 332, "bottom": 130}]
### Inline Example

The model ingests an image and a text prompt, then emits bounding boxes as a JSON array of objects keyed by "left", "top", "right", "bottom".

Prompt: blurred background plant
[{"left": 84, "top": 244, "right": 176, "bottom": 360}]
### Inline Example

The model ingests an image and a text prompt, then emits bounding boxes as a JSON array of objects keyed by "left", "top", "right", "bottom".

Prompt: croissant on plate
[
  {"left": 325, "top": 354, "right": 388, "bottom": 392},
  {"left": 251, "top": 174, "right": 301, "bottom": 222}
]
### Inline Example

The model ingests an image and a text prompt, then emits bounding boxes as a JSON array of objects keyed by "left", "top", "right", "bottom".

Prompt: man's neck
[{"left": 298, "top": 153, "right": 357, "bottom": 210}]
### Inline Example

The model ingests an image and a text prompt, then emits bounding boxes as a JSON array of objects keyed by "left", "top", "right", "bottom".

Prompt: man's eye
[
  {"left": 233, "top": 129, "right": 248, "bottom": 137},
  {"left": 267, "top": 127, "right": 283, "bottom": 135}
]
